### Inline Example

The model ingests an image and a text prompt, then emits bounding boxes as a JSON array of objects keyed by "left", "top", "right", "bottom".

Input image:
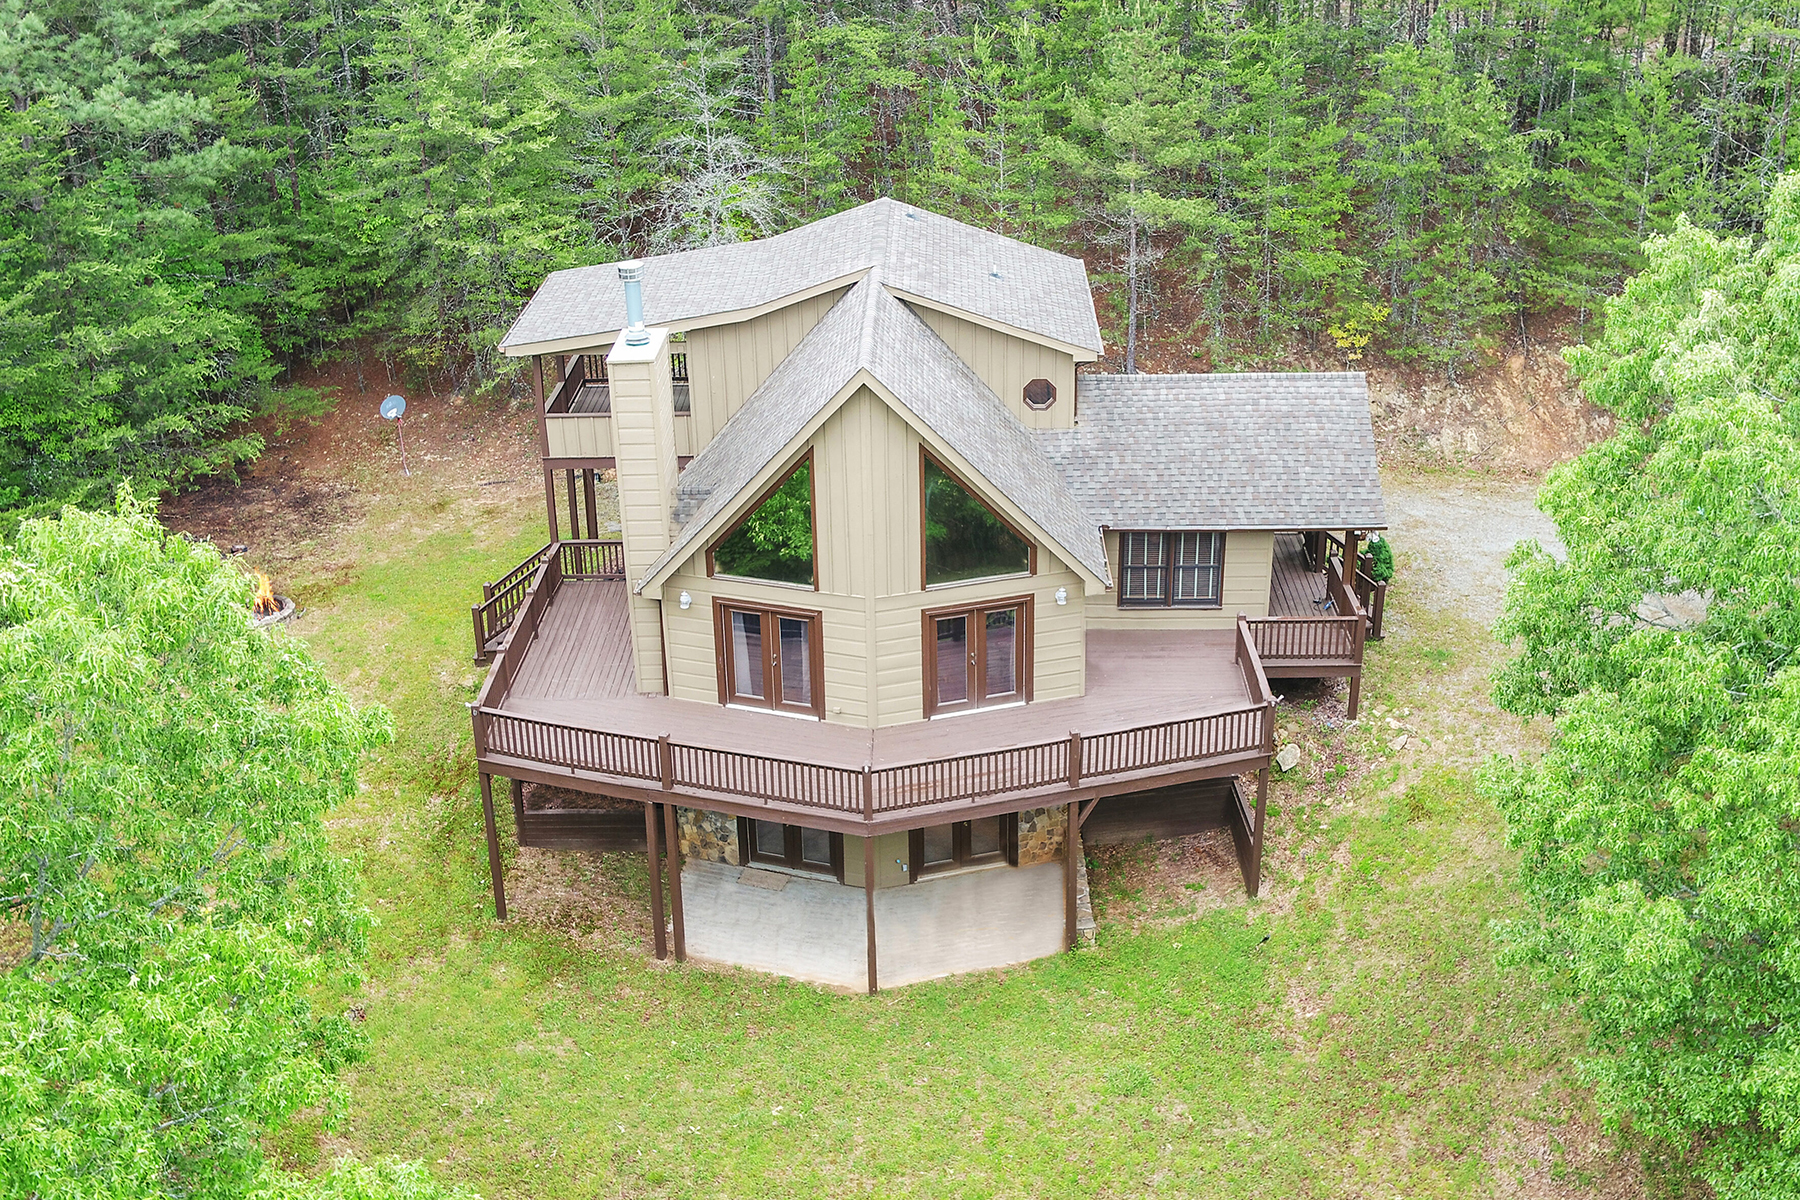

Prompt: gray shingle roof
[
  {"left": 638, "top": 276, "right": 1112, "bottom": 590},
  {"left": 500, "top": 198, "right": 1103, "bottom": 357},
  {"left": 1036, "top": 374, "right": 1387, "bottom": 531}
]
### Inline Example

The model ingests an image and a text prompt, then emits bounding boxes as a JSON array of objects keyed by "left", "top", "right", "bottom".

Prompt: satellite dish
[{"left": 381, "top": 394, "right": 406, "bottom": 420}]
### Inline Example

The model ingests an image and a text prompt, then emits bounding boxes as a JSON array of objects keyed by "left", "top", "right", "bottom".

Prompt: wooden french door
[
  {"left": 716, "top": 602, "right": 824, "bottom": 718},
  {"left": 922, "top": 597, "right": 1031, "bottom": 717}
]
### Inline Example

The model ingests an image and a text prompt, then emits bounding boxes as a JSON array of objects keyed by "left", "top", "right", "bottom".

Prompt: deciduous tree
[{"left": 1489, "top": 173, "right": 1800, "bottom": 1198}]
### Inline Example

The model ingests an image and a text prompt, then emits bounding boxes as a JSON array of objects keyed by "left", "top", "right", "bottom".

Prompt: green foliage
[
  {"left": 1366, "top": 534, "right": 1394, "bottom": 584},
  {"left": 258, "top": 1157, "right": 480, "bottom": 1200},
  {"left": 712, "top": 459, "right": 813, "bottom": 585},
  {"left": 1489, "top": 173, "right": 1800, "bottom": 1197},
  {"left": 0, "top": 495, "right": 403, "bottom": 1198}
]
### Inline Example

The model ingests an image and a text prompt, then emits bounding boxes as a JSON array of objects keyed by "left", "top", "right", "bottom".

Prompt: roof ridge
[
  {"left": 499, "top": 199, "right": 1103, "bottom": 356},
  {"left": 857, "top": 266, "right": 883, "bottom": 366}
]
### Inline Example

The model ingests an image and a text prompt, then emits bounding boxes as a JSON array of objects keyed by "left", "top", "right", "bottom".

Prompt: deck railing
[
  {"left": 472, "top": 540, "right": 624, "bottom": 662},
  {"left": 471, "top": 546, "right": 1274, "bottom": 822},
  {"left": 1309, "top": 531, "right": 1388, "bottom": 640},
  {"left": 1244, "top": 555, "right": 1367, "bottom": 667},
  {"left": 475, "top": 700, "right": 1272, "bottom": 822},
  {"left": 557, "top": 539, "right": 625, "bottom": 580}
]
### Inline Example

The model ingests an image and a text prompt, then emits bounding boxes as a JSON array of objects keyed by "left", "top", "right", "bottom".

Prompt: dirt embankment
[
  {"left": 158, "top": 357, "right": 544, "bottom": 581},
  {"left": 1094, "top": 298, "right": 1612, "bottom": 473}
]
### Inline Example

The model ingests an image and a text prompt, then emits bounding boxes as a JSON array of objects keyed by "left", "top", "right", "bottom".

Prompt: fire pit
[{"left": 249, "top": 571, "right": 297, "bottom": 629}]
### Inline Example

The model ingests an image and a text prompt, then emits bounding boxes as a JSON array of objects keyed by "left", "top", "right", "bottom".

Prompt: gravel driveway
[{"left": 1379, "top": 474, "right": 1565, "bottom": 627}]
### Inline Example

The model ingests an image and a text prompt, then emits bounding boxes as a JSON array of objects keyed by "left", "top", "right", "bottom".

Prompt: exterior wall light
[
  {"left": 679, "top": 591, "right": 692, "bottom": 610},
  {"left": 1055, "top": 587, "right": 1068, "bottom": 606}
]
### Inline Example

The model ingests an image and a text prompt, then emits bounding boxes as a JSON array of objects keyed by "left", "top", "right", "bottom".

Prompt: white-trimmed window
[{"left": 1118, "top": 532, "right": 1225, "bottom": 608}]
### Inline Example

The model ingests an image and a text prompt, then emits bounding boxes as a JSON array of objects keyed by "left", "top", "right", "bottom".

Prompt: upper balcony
[
  {"left": 542, "top": 352, "right": 691, "bottom": 461},
  {"left": 469, "top": 542, "right": 1277, "bottom": 834}
]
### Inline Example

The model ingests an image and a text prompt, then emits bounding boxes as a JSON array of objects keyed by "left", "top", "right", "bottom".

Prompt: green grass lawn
[{"left": 274, "top": 483, "right": 1628, "bottom": 1199}]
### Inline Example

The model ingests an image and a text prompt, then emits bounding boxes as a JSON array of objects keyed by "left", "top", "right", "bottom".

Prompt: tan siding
[
  {"left": 1084, "top": 530, "right": 1275, "bottom": 630},
  {"left": 544, "top": 413, "right": 614, "bottom": 459},
  {"left": 652, "top": 381, "right": 1091, "bottom": 727},
  {"left": 608, "top": 332, "right": 680, "bottom": 692},
  {"left": 907, "top": 306, "right": 1078, "bottom": 430},
  {"left": 660, "top": 565, "right": 872, "bottom": 725},
  {"left": 684, "top": 288, "right": 851, "bottom": 453}
]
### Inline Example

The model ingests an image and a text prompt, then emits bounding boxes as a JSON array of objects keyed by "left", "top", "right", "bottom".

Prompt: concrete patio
[{"left": 680, "top": 859, "right": 1066, "bottom": 990}]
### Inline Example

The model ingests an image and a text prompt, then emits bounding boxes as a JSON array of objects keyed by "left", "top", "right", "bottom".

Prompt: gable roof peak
[{"left": 633, "top": 278, "right": 1110, "bottom": 595}]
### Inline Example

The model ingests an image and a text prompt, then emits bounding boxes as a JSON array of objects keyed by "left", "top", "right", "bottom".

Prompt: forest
[{"left": 3, "top": 0, "right": 1798, "bottom": 515}]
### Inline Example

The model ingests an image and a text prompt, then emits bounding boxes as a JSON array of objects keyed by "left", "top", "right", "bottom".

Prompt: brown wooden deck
[
  {"left": 506, "top": 579, "right": 1253, "bottom": 759},
  {"left": 1248, "top": 533, "right": 1370, "bottom": 715},
  {"left": 1269, "top": 532, "right": 1333, "bottom": 617},
  {"left": 470, "top": 543, "right": 1274, "bottom": 835}
]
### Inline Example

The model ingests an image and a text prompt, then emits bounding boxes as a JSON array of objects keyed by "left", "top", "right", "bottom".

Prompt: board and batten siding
[
  {"left": 684, "top": 288, "right": 851, "bottom": 452},
  {"left": 1083, "top": 530, "right": 1274, "bottom": 629},
  {"left": 905, "top": 305, "right": 1078, "bottom": 430},
  {"left": 656, "top": 385, "right": 1087, "bottom": 727},
  {"left": 544, "top": 413, "right": 614, "bottom": 460}
]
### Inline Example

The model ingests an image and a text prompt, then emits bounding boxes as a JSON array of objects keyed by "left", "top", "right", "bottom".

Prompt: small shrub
[{"left": 1367, "top": 535, "right": 1395, "bottom": 583}]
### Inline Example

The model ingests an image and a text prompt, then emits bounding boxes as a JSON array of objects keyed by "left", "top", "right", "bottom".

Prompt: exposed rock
[
  {"left": 1275, "top": 744, "right": 1302, "bottom": 772},
  {"left": 1390, "top": 734, "right": 1410, "bottom": 752},
  {"left": 1018, "top": 806, "right": 1067, "bottom": 866},
  {"left": 678, "top": 807, "right": 739, "bottom": 865}
]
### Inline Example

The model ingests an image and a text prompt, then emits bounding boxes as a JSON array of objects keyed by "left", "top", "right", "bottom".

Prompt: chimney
[
  {"left": 618, "top": 260, "right": 650, "bottom": 346},
  {"left": 607, "top": 265, "right": 678, "bottom": 693}
]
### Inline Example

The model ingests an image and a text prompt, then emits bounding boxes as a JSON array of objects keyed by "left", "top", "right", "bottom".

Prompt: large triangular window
[
  {"left": 922, "top": 453, "right": 1033, "bottom": 586},
  {"left": 711, "top": 456, "right": 815, "bottom": 587}
]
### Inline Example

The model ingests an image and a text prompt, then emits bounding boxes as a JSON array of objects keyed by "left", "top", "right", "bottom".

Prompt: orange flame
[{"left": 251, "top": 571, "right": 279, "bottom": 616}]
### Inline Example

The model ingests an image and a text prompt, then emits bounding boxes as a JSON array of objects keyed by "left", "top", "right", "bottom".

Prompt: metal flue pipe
[{"left": 618, "top": 260, "right": 649, "bottom": 346}]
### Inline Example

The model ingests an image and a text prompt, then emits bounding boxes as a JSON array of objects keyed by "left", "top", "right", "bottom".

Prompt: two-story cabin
[{"left": 471, "top": 200, "right": 1386, "bottom": 991}]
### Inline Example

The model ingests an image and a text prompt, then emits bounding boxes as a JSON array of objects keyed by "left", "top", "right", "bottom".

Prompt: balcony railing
[
  {"left": 471, "top": 540, "right": 624, "bottom": 662},
  {"left": 470, "top": 540, "right": 1276, "bottom": 826},
  {"left": 1312, "top": 531, "right": 1388, "bottom": 639},
  {"left": 545, "top": 352, "right": 690, "bottom": 417}
]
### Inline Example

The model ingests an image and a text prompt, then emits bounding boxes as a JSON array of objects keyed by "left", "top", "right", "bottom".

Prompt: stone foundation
[
  {"left": 1017, "top": 806, "right": 1067, "bottom": 866},
  {"left": 678, "top": 808, "right": 738, "bottom": 865}
]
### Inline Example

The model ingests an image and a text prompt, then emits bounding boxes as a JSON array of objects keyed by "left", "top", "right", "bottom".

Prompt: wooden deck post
[
  {"left": 664, "top": 802, "right": 686, "bottom": 962},
  {"left": 534, "top": 355, "right": 557, "bottom": 542},
  {"left": 565, "top": 469, "right": 579, "bottom": 543},
  {"left": 544, "top": 465, "right": 559, "bottom": 542},
  {"left": 658, "top": 734, "right": 673, "bottom": 791},
  {"left": 582, "top": 469, "right": 599, "bottom": 540},
  {"left": 479, "top": 772, "right": 507, "bottom": 920},
  {"left": 1067, "top": 731, "right": 1082, "bottom": 788},
  {"left": 644, "top": 802, "right": 667, "bottom": 960},
  {"left": 1065, "top": 800, "right": 1079, "bottom": 950},
  {"left": 510, "top": 777, "right": 526, "bottom": 842},
  {"left": 864, "top": 835, "right": 878, "bottom": 995},
  {"left": 470, "top": 602, "right": 487, "bottom": 664},
  {"left": 1347, "top": 674, "right": 1362, "bottom": 720},
  {"left": 1343, "top": 531, "right": 1360, "bottom": 587},
  {"left": 1249, "top": 767, "right": 1269, "bottom": 897}
]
